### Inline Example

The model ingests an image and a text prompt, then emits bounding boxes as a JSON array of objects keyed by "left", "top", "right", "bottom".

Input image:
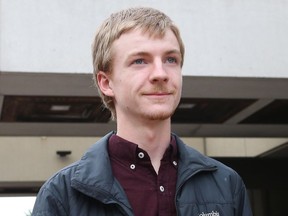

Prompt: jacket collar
[
  {"left": 71, "top": 132, "right": 217, "bottom": 208},
  {"left": 71, "top": 132, "right": 133, "bottom": 213},
  {"left": 173, "top": 134, "right": 218, "bottom": 188}
]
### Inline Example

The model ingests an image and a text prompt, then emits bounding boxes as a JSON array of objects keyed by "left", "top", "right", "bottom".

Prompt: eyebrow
[
  {"left": 127, "top": 49, "right": 181, "bottom": 59},
  {"left": 127, "top": 51, "right": 150, "bottom": 58},
  {"left": 165, "top": 49, "right": 181, "bottom": 55}
]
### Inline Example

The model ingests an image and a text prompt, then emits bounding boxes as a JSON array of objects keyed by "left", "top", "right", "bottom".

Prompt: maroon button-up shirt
[{"left": 108, "top": 134, "right": 178, "bottom": 216}]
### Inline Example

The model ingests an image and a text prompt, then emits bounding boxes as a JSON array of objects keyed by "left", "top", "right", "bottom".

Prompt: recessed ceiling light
[
  {"left": 178, "top": 103, "right": 195, "bottom": 109},
  {"left": 50, "top": 105, "right": 71, "bottom": 111}
]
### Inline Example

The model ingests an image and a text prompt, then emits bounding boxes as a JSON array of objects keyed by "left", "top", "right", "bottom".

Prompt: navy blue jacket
[{"left": 32, "top": 132, "right": 252, "bottom": 216}]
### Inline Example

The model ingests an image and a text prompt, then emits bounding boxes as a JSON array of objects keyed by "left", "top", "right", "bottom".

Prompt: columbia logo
[{"left": 199, "top": 211, "right": 220, "bottom": 216}]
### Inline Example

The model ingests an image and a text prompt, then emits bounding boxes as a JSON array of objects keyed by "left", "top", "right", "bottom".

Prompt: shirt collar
[{"left": 108, "top": 134, "right": 178, "bottom": 165}]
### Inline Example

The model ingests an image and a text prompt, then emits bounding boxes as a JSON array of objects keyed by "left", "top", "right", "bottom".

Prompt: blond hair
[{"left": 92, "top": 7, "right": 185, "bottom": 120}]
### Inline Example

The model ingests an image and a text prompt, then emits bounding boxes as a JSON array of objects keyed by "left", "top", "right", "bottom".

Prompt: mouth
[
  {"left": 142, "top": 92, "right": 174, "bottom": 101},
  {"left": 143, "top": 92, "right": 173, "bottom": 96}
]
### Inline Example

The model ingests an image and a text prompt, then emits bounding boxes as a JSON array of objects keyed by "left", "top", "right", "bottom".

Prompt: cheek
[
  {"left": 179, "top": 78, "right": 183, "bottom": 90},
  {"left": 115, "top": 80, "right": 135, "bottom": 98},
  {"left": 173, "top": 73, "right": 182, "bottom": 88}
]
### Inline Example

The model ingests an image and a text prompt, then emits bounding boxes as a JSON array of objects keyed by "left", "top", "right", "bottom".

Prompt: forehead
[{"left": 111, "top": 28, "right": 180, "bottom": 56}]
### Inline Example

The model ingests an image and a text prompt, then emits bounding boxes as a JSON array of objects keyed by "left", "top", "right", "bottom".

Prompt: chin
[{"left": 144, "top": 110, "right": 174, "bottom": 121}]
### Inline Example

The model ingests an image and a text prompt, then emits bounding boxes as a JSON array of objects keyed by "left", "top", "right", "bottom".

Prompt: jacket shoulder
[
  {"left": 176, "top": 135, "right": 247, "bottom": 197},
  {"left": 32, "top": 133, "right": 113, "bottom": 216},
  {"left": 32, "top": 162, "right": 79, "bottom": 215},
  {"left": 175, "top": 137, "right": 252, "bottom": 215}
]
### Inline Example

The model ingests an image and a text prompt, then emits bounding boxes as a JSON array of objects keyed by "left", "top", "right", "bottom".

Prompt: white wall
[{"left": 1, "top": 0, "right": 288, "bottom": 77}]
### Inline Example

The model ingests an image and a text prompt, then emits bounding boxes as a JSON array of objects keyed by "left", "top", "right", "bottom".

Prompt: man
[{"left": 32, "top": 7, "right": 252, "bottom": 216}]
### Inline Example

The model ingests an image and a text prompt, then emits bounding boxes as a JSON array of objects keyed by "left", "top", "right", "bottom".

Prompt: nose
[{"left": 149, "top": 61, "right": 169, "bottom": 83}]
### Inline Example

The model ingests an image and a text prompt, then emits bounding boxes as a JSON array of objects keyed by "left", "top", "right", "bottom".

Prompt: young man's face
[{"left": 103, "top": 28, "right": 182, "bottom": 122}]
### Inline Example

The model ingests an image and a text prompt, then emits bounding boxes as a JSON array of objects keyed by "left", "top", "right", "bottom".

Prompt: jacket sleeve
[
  {"left": 233, "top": 173, "right": 253, "bottom": 216},
  {"left": 32, "top": 186, "right": 68, "bottom": 216}
]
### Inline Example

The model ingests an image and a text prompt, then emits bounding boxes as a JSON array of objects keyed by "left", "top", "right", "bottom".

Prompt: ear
[{"left": 97, "top": 71, "right": 115, "bottom": 97}]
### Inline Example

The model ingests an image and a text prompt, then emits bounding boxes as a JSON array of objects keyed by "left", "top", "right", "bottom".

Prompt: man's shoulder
[
  {"left": 175, "top": 135, "right": 242, "bottom": 180},
  {"left": 39, "top": 161, "right": 79, "bottom": 195},
  {"left": 177, "top": 138, "right": 245, "bottom": 196},
  {"left": 41, "top": 133, "right": 112, "bottom": 191}
]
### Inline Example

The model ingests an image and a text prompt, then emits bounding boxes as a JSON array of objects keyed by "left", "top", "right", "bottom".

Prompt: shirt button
[
  {"left": 138, "top": 152, "right": 145, "bottom": 159},
  {"left": 173, "top": 161, "right": 177, "bottom": 166},
  {"left": 130, "top": 164, "right": 136, "bottom": 170},
  {"left": 159, "top": 186, "right": 165, "bottom": 192}
]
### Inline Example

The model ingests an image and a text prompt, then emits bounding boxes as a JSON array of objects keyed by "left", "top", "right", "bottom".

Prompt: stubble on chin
[
  {"left": 143, "top": 107, "right": 177, "bottom": 121},
  {"left": 140, "top": 85, "right": 181, "bottom": 121}
]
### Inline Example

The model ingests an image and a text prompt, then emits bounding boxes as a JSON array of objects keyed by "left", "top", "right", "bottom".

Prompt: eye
[
  {"left": 133, "top": 59, "right": 146, "bottom": 64},
  {"left": 166, "top": 57, "right": 177, "bottom": 64}
]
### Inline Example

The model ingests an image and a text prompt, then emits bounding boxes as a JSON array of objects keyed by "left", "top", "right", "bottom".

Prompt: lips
[
  {"left": 142, "top": 92, "right": 173, "bottom": 96},
  {"left": 142, "top": 92, "right": 174, "bottom": 102},
  {"left": 141, "top": 85, "right": 175, "bottom": 97}
]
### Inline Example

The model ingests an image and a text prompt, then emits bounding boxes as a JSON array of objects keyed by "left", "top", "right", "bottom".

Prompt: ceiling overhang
[{"left": 0, "top": 72, "right": 288, "bottom": 137}]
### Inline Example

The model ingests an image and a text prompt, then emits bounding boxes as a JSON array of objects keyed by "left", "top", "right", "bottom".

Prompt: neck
[{"left": 116, "top": 117, "right": 171, "bottom": 173}]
